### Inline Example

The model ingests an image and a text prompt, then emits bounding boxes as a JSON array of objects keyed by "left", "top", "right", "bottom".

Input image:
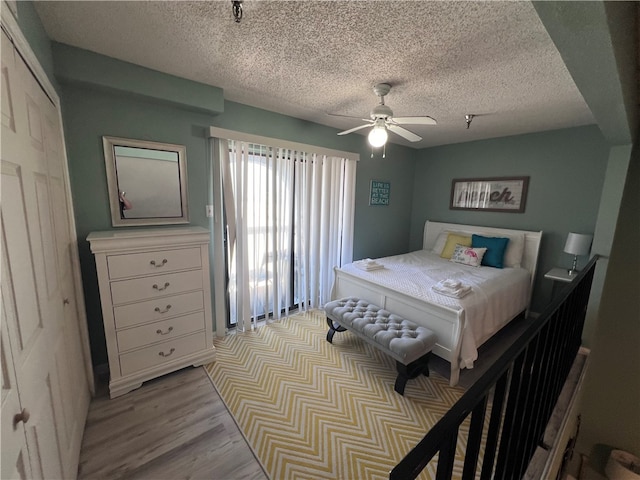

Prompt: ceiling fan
[{"left": 336, "top": 83, "right": 437, "bottom": 147}]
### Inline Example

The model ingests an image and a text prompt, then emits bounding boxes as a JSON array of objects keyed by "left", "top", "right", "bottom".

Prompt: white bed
[{"left": 330, "top": 221, "right": 542, "bottom": 386}]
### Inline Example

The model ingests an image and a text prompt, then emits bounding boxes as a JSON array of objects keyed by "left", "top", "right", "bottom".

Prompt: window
[{"left": 209, "top": 131, "right": 357, "bottom": 333}]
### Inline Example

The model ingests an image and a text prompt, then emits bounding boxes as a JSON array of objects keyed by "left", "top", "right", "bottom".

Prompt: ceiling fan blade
[
  {"left": 387, "top": 124, "right": 422, "bottom": 142},
  {"left": 327, "top": 113, "right": 371, "bottom": 122},
  {"left": 337, "top": 123, "right": 373, "bottom": 136},
  {"left": 391, "top": 116, "right": 437, "bottom": 126}
]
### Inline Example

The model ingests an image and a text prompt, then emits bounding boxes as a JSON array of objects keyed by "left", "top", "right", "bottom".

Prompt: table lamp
[{"left": 564, "top": 232, "right": 593, "bottom": 276}]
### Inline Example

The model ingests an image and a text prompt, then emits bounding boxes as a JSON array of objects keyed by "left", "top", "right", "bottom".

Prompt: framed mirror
[{"left": 103, "top": 136, "right": 189, "bottom": 227}]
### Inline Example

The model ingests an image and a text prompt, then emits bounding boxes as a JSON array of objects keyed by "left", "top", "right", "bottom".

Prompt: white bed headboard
[{"left": 423, "top": 221, "right": 543, "bottom": 305}]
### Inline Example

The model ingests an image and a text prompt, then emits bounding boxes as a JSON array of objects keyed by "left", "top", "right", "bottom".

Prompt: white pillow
[
  {"left": 503, "top": 233, "right": 525, "bottom": 268},
  {"left": 431, "top": 230, "right": 472, "bottom": 255},
  {"left": 450, "top": 245, "right": 487, "bottom": 267},
  {"left": 431, "top": 232, "right": 449, "bottom": 255}
]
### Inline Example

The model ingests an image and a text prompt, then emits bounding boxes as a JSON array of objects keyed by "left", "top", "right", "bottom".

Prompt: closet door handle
[
  {"left": 156, "top": 326, "right": 174, "bottom": 336},
  {"left": 150, "top": 259, "right": 168, "bottom": 267},
  {"left": 152, "top": 282, "right": 170, "bottom": 291},
  {"left": 158, "top": 348, "right": 175, "bottom": 357},
  {"left": 154, "top": 305, "right": 172, "bottom": 314}
]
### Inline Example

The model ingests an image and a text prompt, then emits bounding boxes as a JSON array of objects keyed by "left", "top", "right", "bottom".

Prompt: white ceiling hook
[
  {"left": 465, "top": 114, "right": 475, "bottom": 129},
  {"left": 232, "top": 1, "right": 243, "bottom": 23}
]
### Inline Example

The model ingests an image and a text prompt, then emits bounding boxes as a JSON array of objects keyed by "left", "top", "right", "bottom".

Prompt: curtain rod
[{"left": 208, "top": 127, "right": 360, "bottom": 162}]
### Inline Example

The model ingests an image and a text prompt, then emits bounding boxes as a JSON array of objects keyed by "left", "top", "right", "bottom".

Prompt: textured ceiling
[{"left": 34, "top": 1, "right": 595, "bottom": 148}]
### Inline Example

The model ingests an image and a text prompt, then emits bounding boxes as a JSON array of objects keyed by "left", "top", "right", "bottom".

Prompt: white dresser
[{"left": 88, "top": 227, "right": 216, "bottom": 398}]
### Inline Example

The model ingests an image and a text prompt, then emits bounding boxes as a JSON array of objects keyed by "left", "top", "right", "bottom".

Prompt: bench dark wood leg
[
  {"left": 326, "top": 316, "right": 347, "bottom": 343},
  {"left": 394, "top": 352, "right": 432, "bottom": 395},
  {"left": 394, "top": 370, "right": 409, "bottom": 395}
]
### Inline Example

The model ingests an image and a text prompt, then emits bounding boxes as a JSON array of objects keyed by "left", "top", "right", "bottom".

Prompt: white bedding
[{"left": 339, "top": 250, "right": 531, "bottom": 370}]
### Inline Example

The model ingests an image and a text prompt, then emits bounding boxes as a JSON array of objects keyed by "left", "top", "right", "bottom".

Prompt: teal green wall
[
  {"left": 410, "top": 126, "right": 609, "bottom": 313},
  {"left": 13, "top": 1, "right": 56, "bottom": 88},
  {"left": 60, "top": 85, "right": 213, "bottom": 365},
  {"left": 533, "top": 1, "right": 637, "bottom": 145},
  {"left": 578, "top": 142, "right": 640, "bottom": 458},
  {"left": 55, "top": 46, "right": 417, "bottom": 366},
  {"left": 53, "top": 42, "right": 224, "bottom": 115}
]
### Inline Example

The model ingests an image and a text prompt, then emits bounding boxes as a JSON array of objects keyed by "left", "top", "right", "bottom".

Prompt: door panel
[
  {"left": 23, "top": 376, "right": 65, "bottom": 480},
  {"left": 1, "top": 51, "right": 16, "bottom": 132},
  {"left": 1, "top": 242, "right": 32, "bottom": 480},
  {"left": 24, "top": 93, "right": 44, "bottom": 153},
  {"left": 50, "top": 176, "right": 72, "bottom": 278},
  {"left": 1, "top": 163, "right": 43, "bottom": 352},
  {"left": 34, "top": 172, "right": 60, "bottom": 300}
]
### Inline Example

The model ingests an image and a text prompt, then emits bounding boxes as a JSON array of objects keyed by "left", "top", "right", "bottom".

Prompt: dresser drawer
[
  {"left": 113, "top": 291, "right": 204, "bottom": 329},
  {"left": 116, "top": 312, "right": 205, "bottom": 352},
  {"left": 119, "top": 333, "right": 206, "bottom": 376},
  {"left": 110, "top": 270, "right": 203, "bottom": 305},
  {"left": 107, "top": 247, "right": 202, "bottom": 280}
]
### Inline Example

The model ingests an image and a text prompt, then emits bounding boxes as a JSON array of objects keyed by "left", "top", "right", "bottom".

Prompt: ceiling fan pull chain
[{"left": 382, "top": 143, "right": 386, "bottom": 159}]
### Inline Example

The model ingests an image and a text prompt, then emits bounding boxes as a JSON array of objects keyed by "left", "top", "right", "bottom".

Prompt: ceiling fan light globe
[{"left": 368, "top": 126, "right": 388, "bottom": 147}]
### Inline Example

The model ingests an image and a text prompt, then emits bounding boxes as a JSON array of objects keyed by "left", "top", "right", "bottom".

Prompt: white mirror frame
[{"left": 103, "top": 136, "right": 189, "bottom": 227}]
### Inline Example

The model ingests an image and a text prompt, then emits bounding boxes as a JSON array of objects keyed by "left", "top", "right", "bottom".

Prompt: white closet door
[
  {"left": 1, "top": 240, "right": 31, "bottom": 480},
  {"left": 1, "top": 24, "right": 90, "bottom": 479},
  {"left": 39, "top": 44, "right": 91, "bottom": 472}
]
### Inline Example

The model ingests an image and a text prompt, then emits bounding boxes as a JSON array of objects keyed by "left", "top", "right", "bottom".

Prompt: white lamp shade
[
  {"left": 564, "top": 232, "right": 593, "bottom": 256},
  {"left": 368, "top": 126, "right": 388, "bottom": 147}
]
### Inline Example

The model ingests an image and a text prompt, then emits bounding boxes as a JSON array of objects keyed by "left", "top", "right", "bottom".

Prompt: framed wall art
[
  {"left": 369, "top": 180, "right": 390, "bottom": 206},
  {"left": 450, "top": 176, "right": 529, "bottom": 213}
]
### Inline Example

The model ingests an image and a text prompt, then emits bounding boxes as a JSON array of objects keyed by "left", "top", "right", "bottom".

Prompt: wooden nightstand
[{"left": 544, "top": 267, "right": 576, "bottom": 283}]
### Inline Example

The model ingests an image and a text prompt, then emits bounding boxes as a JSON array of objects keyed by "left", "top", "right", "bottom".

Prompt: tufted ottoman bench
[{"left": 324, "top": 297, "right": 437, "bottom": 395}]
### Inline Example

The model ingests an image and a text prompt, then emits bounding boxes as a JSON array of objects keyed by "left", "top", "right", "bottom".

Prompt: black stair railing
[{"left": 390, "top": 255, "right": 598, "bottom": 480}]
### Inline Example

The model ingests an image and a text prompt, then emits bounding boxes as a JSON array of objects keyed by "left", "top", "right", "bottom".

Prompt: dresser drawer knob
[
  {"left": 154, "top": 305, "right": 172, "bottom": 314},
  {"left": 152, "top": 282, "right": 170, "bottom": 291},
  {"left": 150, "top": 259, "right": 168, "bottom": 267},
  {"left": 158, "top": 348, "right": 176, "bottom": 357},
  {"left": 156, "top": 326, "right": 174, "bottom": 335}
]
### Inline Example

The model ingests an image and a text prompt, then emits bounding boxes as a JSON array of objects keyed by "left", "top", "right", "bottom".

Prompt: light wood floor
[
  {"left": 77, "top": 367, "right": 268, "bottom": 480},
  {"left": 77, "top": 313, "right": 530, "bottom": 479}
]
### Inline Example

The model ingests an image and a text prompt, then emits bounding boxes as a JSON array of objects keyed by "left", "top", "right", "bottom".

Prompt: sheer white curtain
[
  {"left": 293, "top": 150, "right": 356, "bottom": 311},
  {"left": 212, "top": 134, "right": 356, "bottom": 333},
  {"left": 222, "top": 140, "right": 294, "bottom": 331}
]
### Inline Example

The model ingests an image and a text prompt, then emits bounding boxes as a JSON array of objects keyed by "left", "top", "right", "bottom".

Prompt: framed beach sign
[
  {"left": 369, "top": 180, "right": 390, "bottom": 206},
  {"left": 450, "top": 176, "right": 529, "bottom": 213}
]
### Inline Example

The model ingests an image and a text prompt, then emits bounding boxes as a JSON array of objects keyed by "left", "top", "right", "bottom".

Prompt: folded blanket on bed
[
  {"left": 353, "top": 258, "right": 384, "bottom": 271},
  {"left": 432, "top": 279, "right": 472, "bottom": 298}
]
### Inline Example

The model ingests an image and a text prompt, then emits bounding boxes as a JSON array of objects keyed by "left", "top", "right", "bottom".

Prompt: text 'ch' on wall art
[
  {"left": 450, "top": 176, "right": 529, "bottom": 213},
  {"left": 370, "top": 180, "right": 390, "bottom": 206}
]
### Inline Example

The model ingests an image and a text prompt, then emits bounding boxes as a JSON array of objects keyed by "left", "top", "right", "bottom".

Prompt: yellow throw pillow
[{"left": 440, "top": 234, "right": 472, "bottom": 259}]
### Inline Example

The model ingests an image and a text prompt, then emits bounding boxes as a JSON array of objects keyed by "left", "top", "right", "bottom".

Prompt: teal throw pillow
[{"left": 471, "top": 234, "right": 510, "bottom": 269}]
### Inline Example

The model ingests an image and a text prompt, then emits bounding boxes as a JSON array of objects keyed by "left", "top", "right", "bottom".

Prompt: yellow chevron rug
[{"left": 205, "top": 310, "right": 469, "bottom": 480}]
